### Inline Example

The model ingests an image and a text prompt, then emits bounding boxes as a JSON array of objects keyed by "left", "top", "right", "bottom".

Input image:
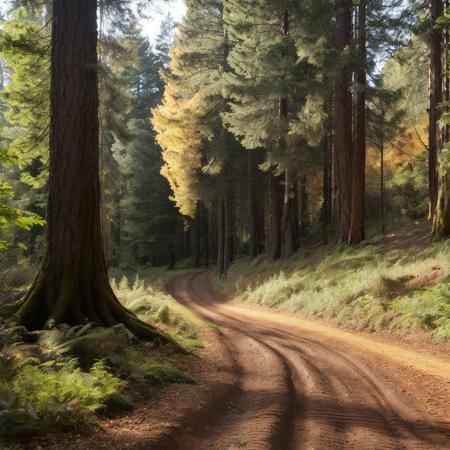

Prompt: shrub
[{"left": 0, "top": 358, "right": 123, "bottom": 435}]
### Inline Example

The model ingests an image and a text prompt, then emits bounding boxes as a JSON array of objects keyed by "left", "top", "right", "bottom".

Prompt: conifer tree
[
  {"left": 428, "top": 0, "right": 444, "bottom": 220},
  {"left": 13, "top": 0, "right": 174, "bottom": 344},
  {"left": 223, "top": 0, "right": 317, "bottom": 259},
  {"left": 154, "top": 0, "right": 243, "bottom": 276}
]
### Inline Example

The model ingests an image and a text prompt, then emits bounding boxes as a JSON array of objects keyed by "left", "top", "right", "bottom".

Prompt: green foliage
[
  {"left": 0, "top": 172, "right": 44, "bottom": 253},
  {"left": 0, "top": 357, "right": 122, "bottom": 435},
  {"left": 114, "top": 269, "right": 207, "bottom": 350},
  {"left": 219, "top": 231, "right": 450, "bottom": 339},
  {"left": 0, "top": 7, "right": 50, "bottom": 191},
  {"left": 387, "top": 162, "right": 428, "bottom": 219}
]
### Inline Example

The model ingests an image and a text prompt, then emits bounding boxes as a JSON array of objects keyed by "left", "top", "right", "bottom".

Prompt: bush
[{"left": 0, "top": 357, "right": 123, "bottom": 435}]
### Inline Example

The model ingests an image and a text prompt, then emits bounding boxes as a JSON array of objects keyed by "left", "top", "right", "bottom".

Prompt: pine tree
[
  {"left": 13, "top": 0, "right": 174, "bottom": 344},
  {"left": 223, "top": 0, "right": 317, "bottom": 259},
  {"left": 429, "top": 0, "right": 444, "bottom": 221}
]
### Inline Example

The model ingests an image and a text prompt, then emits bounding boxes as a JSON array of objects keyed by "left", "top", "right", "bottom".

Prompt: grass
[
  {"left": 0, "top": 266, "right": 206, "bottom": 445},
  {"left": 217, "top": 223, "right": 450, "bottom": 340},
  {"left": 111, "top": 268, "right": 207, "bottom": 350}
]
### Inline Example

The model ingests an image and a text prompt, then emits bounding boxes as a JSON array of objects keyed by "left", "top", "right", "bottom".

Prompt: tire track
[{"left": 166, "top": 271, "right": 450, "bottom": 450}]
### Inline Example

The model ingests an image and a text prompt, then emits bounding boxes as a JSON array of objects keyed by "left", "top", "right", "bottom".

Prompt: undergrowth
[
  {"left": 0, "top": 267, "right": 203, "bottom": 445},
  {"left": 217, "top": 225, "right": 450, "bottom": 340}
]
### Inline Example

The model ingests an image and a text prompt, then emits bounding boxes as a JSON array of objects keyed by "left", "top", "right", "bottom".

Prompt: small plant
[{"left": 0, "top": 357, "right": 123, "bottom": 435}]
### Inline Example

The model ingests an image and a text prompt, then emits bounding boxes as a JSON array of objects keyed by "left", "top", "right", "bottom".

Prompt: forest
[{"left": 0, "top": 0, "right": 449, "bottom": 449}]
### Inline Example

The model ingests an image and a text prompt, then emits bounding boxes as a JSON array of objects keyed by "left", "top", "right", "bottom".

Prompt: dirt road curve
[{"left": 166, "top": 271, "right": 450, "bottom": 450}]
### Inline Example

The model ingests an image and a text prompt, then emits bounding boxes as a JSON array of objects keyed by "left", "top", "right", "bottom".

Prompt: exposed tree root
[{"left": 9, "top": 264, "right": 184, "bottom": 352}]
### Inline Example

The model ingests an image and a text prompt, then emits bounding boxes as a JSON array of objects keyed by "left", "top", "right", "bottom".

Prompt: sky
[
  {"left": 143, "top": 0, "right": 186, "bottom": 42},
  {"left": 0, "top": 0, "right": 187, "bottom": 43}
]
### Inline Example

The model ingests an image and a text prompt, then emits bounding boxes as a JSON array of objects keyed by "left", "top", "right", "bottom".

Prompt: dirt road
[{"left": 166, "top": 271, "right": 450, "bottom": 450}]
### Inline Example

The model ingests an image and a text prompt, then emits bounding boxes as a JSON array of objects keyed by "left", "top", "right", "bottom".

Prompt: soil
[{"left": 28, "top": 271, "right": 450, "bottom": 450}]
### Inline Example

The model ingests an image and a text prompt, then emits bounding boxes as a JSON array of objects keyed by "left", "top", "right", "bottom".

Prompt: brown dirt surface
[{"left": 27, "top": 271, "right": 450, "bottom": 449}]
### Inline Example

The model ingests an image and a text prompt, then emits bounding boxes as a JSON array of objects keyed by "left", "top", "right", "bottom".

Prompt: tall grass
[{"left": 220, "top": 236, "right": 450, "bottom": 339}]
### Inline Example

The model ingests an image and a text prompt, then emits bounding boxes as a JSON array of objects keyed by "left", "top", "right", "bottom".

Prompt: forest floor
[{"left": 28, "top": 270, "right": 450, "bottom": 450}]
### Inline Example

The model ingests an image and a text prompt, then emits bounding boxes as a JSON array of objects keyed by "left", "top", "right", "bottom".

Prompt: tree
[
  {"left": 111, "top": 17, "right": 182, "bottom": 268},
  {"left": 13, "top": 0, "right": 172, "bottom": 343},
  {"left": 432, "top": 4, "right": 450, "bottom": 237},
  {"left": 334, "top": 0, "right": 353, "bottom": 243},
  {"left": 349, "top": 0, "right": 366, "bottom": 244},
  {"left": 429, "top": 0, "right": 444, "bottom": 220},
  {"left": 0, "top": 5, "right": 50, "bottom": 256},
  {"left": 224, "top": 0, "right": 316, "bottom": 260}
]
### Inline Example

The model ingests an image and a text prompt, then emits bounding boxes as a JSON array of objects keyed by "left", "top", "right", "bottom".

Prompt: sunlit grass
[
  {"left": 220, "top": 235, "right": 450, "bottom": 339},
  {"left": 0, "top": 267, "right": 204, "bottom": 442}
]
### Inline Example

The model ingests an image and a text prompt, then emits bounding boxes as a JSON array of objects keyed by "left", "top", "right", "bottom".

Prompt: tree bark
[
  {"left": 194, "top": 203, "right": 201, "bottom": 268},
  {"left": 380, "top": 141, "right": 385, "bottom": 234},
  {"left": 269, "top": 171, "right": 282, "bottom": 261},
  {"left": 216, "top": 198, "right": 225, "bottom": 276},
  {"left": 13, "top": 0, "right": 173, "bottom": 344},
  {"left": 248, "top": 152, "right": 258, "bottom": 259},
  {"left": 429, "top": 0, "right": 444, "bottom": 219},
  {"left": 433, "top": 173, "right": 450, "bottom": 237},
  {"left": 334, "top": 0, "right": 353, "bottom": 243},
  {"left": 203, "top": 206, "right": 209, "bottom": 267},
  {"left": 281, "top": 170, "right": 298, "bottom": 257},
  {"left": 224, "top": 193, "right": 231, "bottom": 275},
  {"left": 349, "top": 0, "right": 366, "bottom": 245},
  {"left": 432, "top": 0, "right": 450, "bottom": 237},
  {"left": 321, "top": 136, "right": 332, "bottom": 244},
  {"left": 299, "top": 175, "right": 309, "bottom": 235}
]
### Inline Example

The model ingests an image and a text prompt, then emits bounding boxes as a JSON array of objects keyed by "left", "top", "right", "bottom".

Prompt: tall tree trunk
[
  {"left": 248, "top": 152, "right": 258, "bottom": 259},
  {"left": 433, "top": 0, "right": 450, "bottom": 237},
  {"left": 14, "top": 0, "right": 171, "bottom": 344},
  {"left": 216, "top": 198, "right": 225, "bottom": 276},
  {"left": 433, "top": 174, "right": 450, "bottom": 236},
  {"left": 334, "top": 0, "right": 353, "bottom": 242},
  {"left": 380, "top": 141, "right": 385, "bottom": 234},
  {"left": 223, "top": 194, "right": 231, "bottom": 276},
  {"left": 194, "top": 203, "right": 201, "bottom": 268},
  {"left": 429, "top": 0, "right": 444, "bottom": 220},
  {"left": 228, "top": 189, "right": 236, "bottom": 263},
  {"left": 203, "top": 206, "right": 209, "bottom": 267},
  {"left": 184, "top": 224, "right": 191, "bottom": 259},
  {"left": 281, "top": 170, "right": 298, "bottom": 257},
  {"left": 269, "top": 171, "right": 282, "bottom": 261},
  {"left": 299, "top": 175, "right": 309, "bottom": 235},
  {"left": 321, "top": 137, "right": 331, "bottom": 244},
  {"left": 279, "top": 10, "right": 297, "bottom": 258},
  {"left": 349, "top": 0, "right": 366, "bottom": 245}
]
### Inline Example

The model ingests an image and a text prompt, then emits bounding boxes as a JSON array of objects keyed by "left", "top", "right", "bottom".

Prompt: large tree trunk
[
  {"left": 13, "top": 0, "right": 171, "bottom": 344},
  {"left": 299, "top": 175, "right": 309, "bottom": 235},
  {"left": 433, "top": 173, "right": 450, "bottom": 236},
  {"left": 321, "top": 137, "right": 332, "bottom": 244},
  {"left": 349, "top": 0, "right": 366, "bottom": 245},
  {"left": 203, "top": 206, "right": 209, "bottom": 267},
  {"left": 281, "top": 170, "right": 298, "bottom": 258},
  {"left": 380, "top": 141, "right": 386, "bottom": 234},
  {"left": 194, "top": 204, "right": 201, "bottom": 268},
  {"left": 334, "top": 0, "right": 353, "bottom": 243},
  {"left": 432, "top": 0, "right": 450, "bottom": 237},
  {"left": 278, "top": 10, "right": 297, "bottom": 258},
  {"left": 224, "top": 194, "right": 231, "bottom": 275},
  {"left": 248, "top": 152, "right": 258, "bottom": 259},
  {"left": 216, "top": 198, "right": 225, "bottom": 276},
  {"left": 269, "top": 171, "right": 282, "bottom": 261},
  {"left": 429, "top": 0, "right": 444, "bottom": 220}
]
